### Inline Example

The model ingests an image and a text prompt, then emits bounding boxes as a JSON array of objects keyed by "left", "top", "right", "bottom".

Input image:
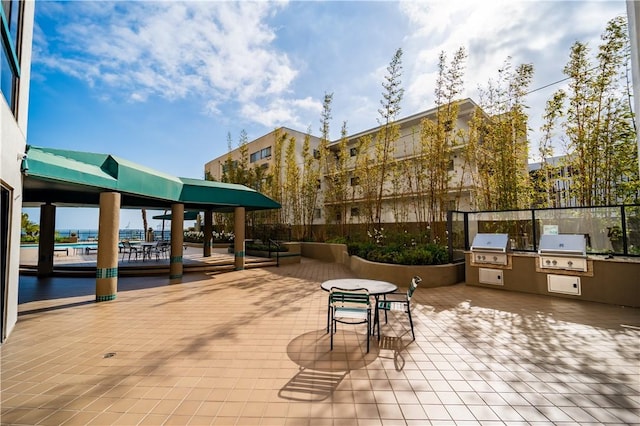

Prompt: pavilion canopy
[
  {"left": 21, "top": 146, "right": 281, "bottom": 212},
  {"left": 153, "top": 211, "right": 200, "bottom": 221}
]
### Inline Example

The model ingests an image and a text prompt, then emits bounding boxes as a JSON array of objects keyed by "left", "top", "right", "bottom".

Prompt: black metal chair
[
  {"left": 330, "top": 287, "right": 372, "bottom": 353},
  {"left": 121, "top": 241, "right": 139, "bottom": 262},
  {"left": 376, "top": 276, "right": 422, "bottom": 340}
]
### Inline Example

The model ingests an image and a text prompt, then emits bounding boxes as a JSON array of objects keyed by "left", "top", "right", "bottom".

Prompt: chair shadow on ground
[{"left": 281, "top": 328, "right": 411, "bottom": 401}]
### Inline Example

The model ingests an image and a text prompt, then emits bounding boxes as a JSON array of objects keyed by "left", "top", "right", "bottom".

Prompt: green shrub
[
  {"left": 348, "top": 241, "right": 448, "bottom": 266},
  {"left": 246, "top": 243, "right": 289, "bottom": 252},
  {"left": 325, "top": 236, "right": 348, "bottom": 244}
]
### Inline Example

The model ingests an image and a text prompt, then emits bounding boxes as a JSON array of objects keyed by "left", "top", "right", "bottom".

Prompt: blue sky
[{"left": 24, "top": 0, "right": 630, "bottom": 230}]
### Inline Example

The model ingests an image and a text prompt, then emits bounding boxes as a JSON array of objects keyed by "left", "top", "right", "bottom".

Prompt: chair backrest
[
  {"left": 407, "top": 276, "right": 422, "bottom": 300},
  {"left": 330, "top": 287, "right": 370, "bottom": 310}
]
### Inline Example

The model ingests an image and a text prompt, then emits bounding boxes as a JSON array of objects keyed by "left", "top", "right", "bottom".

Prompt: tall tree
[
  {"left": 283, "top": 135, "right": 301, "bottom": 226},
  {"left": 300, "top": 127, "right": 321, "bottom": 240},
  {"left": 421, "top": 47, "right": 467, "bottom": 229},
  {"left": 324, "top": 121, "right": 350, "bottom": 235},
  {"left": 373, "top": 48, "right": 404, "bottom": 227},
  {"left": 534, "top": 91, "right": 566, "bottom": 208},
  {"left": 468, "top": 58, "right": 534, "bottom": 210},
  {"left": 553, "top": 16, "right": 638, "bottom": 206}
]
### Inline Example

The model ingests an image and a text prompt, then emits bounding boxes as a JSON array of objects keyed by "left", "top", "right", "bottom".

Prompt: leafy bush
[
  {"left": 246, "top": 242, "right": 288, "bottom": 252},
  {"left": 325, "top": 236, "right": 348, "bottom": 244},
  {"left": 346, "top": 229, "right": 449, "bottom": 265}
]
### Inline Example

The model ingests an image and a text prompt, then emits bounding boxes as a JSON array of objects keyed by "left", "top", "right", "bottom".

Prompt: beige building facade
[
  {"left": 204, "top": 127, "right": 322, "bottom": 183},
  {"left": 205, "top": 99, "right": 485, "bottom": 227}
]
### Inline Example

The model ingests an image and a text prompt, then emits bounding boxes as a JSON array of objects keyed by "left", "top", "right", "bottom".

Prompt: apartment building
[
  {"left": 1, "top": 0, "right": 35, "bottom": 342},
  {"left": 325, "top": 98, "right": 480, "bottom": 225},
  {"left": 204, "top": 127, "right": 322, "bottom": 184},
  {"left": 205, "top": 98, "right": 483, "bottom": 226}
]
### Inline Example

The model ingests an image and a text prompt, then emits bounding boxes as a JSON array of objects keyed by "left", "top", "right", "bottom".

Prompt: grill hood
[
  {"left": 470, "top": 233, "right": 510, "bottom": 253},
  {"left": 538, "top": 234, "right": 586, "bottom": 257}
]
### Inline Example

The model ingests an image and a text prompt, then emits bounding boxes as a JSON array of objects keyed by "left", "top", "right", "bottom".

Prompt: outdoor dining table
[
  {"left": 138, "top": 242, "right": 157, "bottom": 261},
  {"left": 321, "top": 278, "right": 398, "bottom": 335}
]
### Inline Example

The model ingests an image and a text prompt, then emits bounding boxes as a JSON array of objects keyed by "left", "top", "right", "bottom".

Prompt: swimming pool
[{"left": 21, "top": 242, "right": 98, "bottom": 249}]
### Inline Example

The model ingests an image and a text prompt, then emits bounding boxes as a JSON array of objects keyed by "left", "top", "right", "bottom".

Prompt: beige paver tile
[{"left": 4, "top": 259, "right": 639, "bottom": 426}]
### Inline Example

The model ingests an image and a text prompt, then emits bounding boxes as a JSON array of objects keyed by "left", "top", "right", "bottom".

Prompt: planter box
[{"left": 301, "top": 242, "right": 464, "bottom": 288}]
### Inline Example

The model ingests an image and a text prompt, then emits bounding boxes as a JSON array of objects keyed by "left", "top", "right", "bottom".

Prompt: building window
[
  {"left": 313, "top": 149, "right": 321, "bottom": 160},
  {"left": 350, "top": 147, "right": 358, "bottom": 157},
  {"left": 316, "top": 179, "right": 321, "bottom": 189},
  {"left": 447, "top": 159, "right": 454, "bottom": 171},
  {"left": 221, "top": 160, "right": 238, "bottom": 174},
  {"left": 1, "top": 0, "right": 23, "bottom": 116},
  {"left": 313, "top": 208, "right": 322, "bottom": 219},
  {"left": 350, "top": 207, "right": 360, "bottom": 217},
  {"left": 250, "top": 146, "right": 272, "bottom": 163},
  {"left": 336, "top": 213, "right": 342, "bottom": 222},
  {"left": 350, "top": 176, "right": 360, "bottom": 186}
]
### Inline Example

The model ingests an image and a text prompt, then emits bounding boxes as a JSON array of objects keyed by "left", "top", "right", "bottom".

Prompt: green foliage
[
  {"left": 346, "top": 229, "right": 448, "bottom": 265},
  {"left": 21, "top": 213, "right": 39, "bottom": 242},
  {"left": 246, "top": 242, "right": 289, "bottom": 253},
  {"left": 545, "top": 16, "right": 639, "bottom": 206},
  {"left": 325, "top": 236, "right": 348, "bottom": 244}
]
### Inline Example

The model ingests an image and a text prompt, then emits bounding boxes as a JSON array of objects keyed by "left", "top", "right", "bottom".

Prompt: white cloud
[
  {"left": 399, "top": 1, "right": 625, "bottom": 111},
  {"left": 241, "top": 96, "right": 322, "bottom": 129},
  {"left": 34, "top": 1, "right": 300, "bottom": 115}
]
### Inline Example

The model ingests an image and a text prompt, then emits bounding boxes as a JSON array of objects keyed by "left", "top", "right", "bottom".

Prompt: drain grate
[{"left": 103, "top": 352, "right": 116, "bottom": 358}]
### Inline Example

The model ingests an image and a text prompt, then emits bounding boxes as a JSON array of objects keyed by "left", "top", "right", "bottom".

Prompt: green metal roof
[
  {"left": 153, "top": 211, "right": 200, "bottom": 221},
  {"left": 21, "top": 146, "right": 281, "bottom": 212}
]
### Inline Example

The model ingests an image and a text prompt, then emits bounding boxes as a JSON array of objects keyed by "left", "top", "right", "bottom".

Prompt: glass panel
[
  {"left": 625, "top": 205, "right": 640, "bottom": 255},
  {"left": 468, "top": 210, "right": 534, "bottom": 251},
  {"left": 535, "top": 206, "right": 622, "bottom": 254},
  {"left": 449, "top": 211, "right": 466, "bottom": 260},
  {"left": 1, "top": 46, "right": 15, "bottom": 109}
]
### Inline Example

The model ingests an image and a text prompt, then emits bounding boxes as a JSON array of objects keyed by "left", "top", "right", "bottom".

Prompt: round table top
[{"left": 321, "top": 278, "right": 397, "bottom": 296}]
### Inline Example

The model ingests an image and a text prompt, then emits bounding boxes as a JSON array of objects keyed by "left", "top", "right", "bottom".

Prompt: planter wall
[
  {"left": 349, "top": 255, "right": 465, "bottom": 288},
  {"left": 301, "top": 242, "right": 464, "bottom": 288},
  {"left": 300, "top": 242, "right": 349, "bottom": 264}
]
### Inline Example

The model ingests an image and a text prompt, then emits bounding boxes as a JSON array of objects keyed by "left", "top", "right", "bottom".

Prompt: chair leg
[
  {"left": 407, "top": 307, "right": 415, "bottom": 341},
  {"left": 366, "top": 311, "right": 370, "bottom": 353},
  {"left": 330, "top": 318, "right": 334, "bottom": 351},
  {"left": 327, "top": 295, "right": 331, "bottom": 333}
]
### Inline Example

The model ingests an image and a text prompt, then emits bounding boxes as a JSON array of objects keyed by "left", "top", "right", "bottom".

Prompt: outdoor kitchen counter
[{"left": 464, "top": 251, "right": 640, "bottom": 308}]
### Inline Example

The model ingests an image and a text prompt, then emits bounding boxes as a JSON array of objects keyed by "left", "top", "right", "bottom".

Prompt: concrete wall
[
  {"left": 301, "top": 242, "right": 349, "bottom": 263},
  {"left": 348, "top": 255, "right": 465, "bottom": 288},
  {"left": 465, "top": 252, "right": 640, "bottom": 308},
  {"left": 1, "top": 2, "right": 35, "bottom": 341},
  {"left": 301, "top": 242, "right": 465, "bottom": 288}
]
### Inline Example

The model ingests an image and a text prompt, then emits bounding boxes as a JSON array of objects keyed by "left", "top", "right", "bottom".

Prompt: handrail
[{"left": 268, "top": 239, "right": 280, "bottom": 267}]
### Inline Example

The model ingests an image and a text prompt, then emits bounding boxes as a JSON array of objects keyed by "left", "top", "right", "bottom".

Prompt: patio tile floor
[{"left": 1, "top": 258, "right": 639, "bottom": 425}]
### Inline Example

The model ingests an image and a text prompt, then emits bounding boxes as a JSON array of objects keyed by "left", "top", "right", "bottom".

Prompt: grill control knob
[
  {"left": 545, "top": 259, "right": 551, "bottom": 265},
  {"left": 567, "top": 260, "right": 573, "bottom": 267},
  {"left": 493, "top": 256, "right": 498, "bottom": 261},
  {"left": 552, "top": 260, "right": 557, "bottom": 265}
]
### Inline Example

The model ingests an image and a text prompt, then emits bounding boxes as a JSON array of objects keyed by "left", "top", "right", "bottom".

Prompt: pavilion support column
[
  {"left": 203, "top": 209, "right": 213, "bottom": 257},
  {"left": 234, "top": 207, "right": 245, "bottom": 271},
  {"left": 96, "top": 192, "right": 120, "bottom": 302},
  {"left": 37, "top": 203, "right": 55, "bottom": 277},
  {"left": 169, "top": 203, "right": 184, "bottom": 284}
]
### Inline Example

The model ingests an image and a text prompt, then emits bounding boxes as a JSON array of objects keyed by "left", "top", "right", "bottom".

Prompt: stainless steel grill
[
  {"left": 470, "top": 233, "right": 510, "bottom": 265},
  {"left": 538, "top": 234, "right": 587, "bottom": 272}
]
